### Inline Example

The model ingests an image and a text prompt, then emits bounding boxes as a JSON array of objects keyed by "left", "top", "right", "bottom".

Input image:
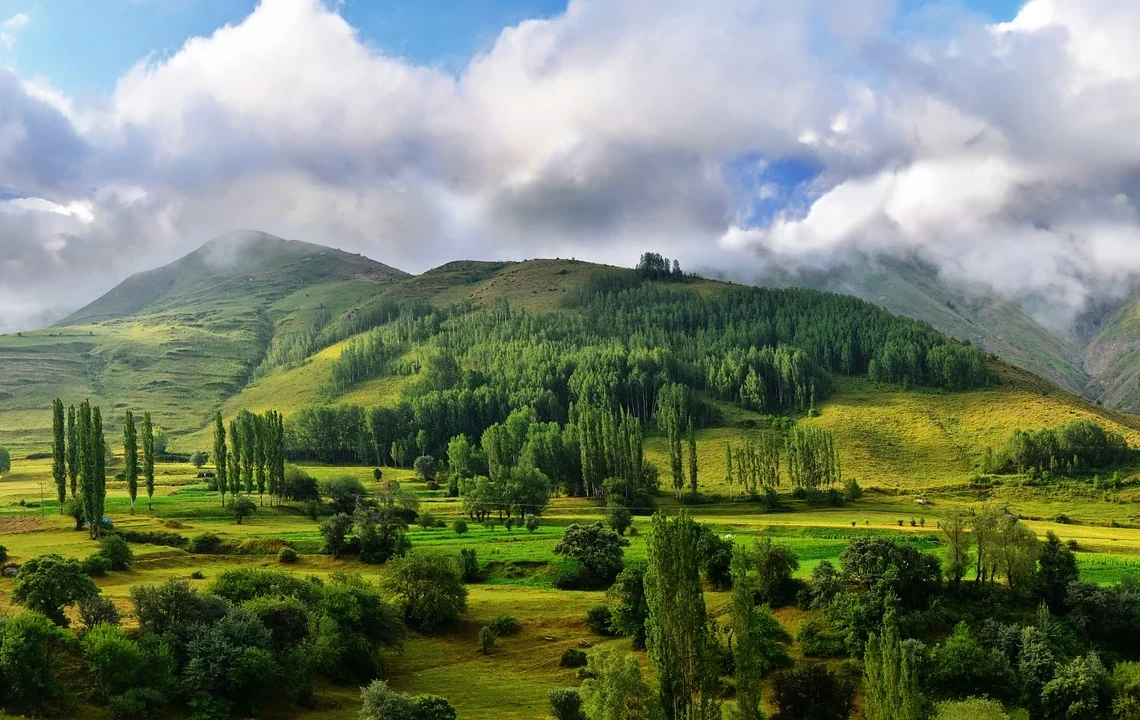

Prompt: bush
[
  {"left": 83, "top": 553, "right": 112, "bottom": 577},
  {"left": 0, "top": 544, "right": 7, "bottom": 561},
  {"left": 207, "top": 567, "right": 318, "bottom": 605},
  {"left": 843, "top": 478, "right": 863, "bottom": 502},
  {"left": 932, "top": 698, "right": 1009, "bottom": 720},
  {"left": 116, "top": 530, "right": 186, "bottom": 548},
  {"left": 797, "top": 619, "right": 847, "bottom": 658},
  {"left": 459, "top": 548, "right": 480, "bottom": 583},
  {"left": 452, "top": 519, "right": 469, "bottom": 536},
  {"left": 79, "top": 594, "right": 121, "bottom": 629},
  {"left": 560, "top": 648, "right": 588, "bottom": 668},
  {"left": 549, "top": 688, "right": 586, "bottom": 720},
  {"left": 278, "top": 547, "right": 299, "bottom": 564},
  {"left": 771, "top": 662, "right": 855, "bottom": 720},
  {"left": 488, "top": 615, "right": 520, "bottom": 636},
  {"left": 283, "top": 465, "right": 321, "bottom": 502},
  {"left": 586, "top": 605, "right": 615, "bottom": 635},
  {"left": 552, "top": 558, "right": 595, "bottom": 590},
  {"left": 187, "top": 533, "right": 222, "bottom": 554},
  {"left": 99, "top": 534, "right": 134, "bottom": 570},
  {"left": 385, "top": 553, "right": 469, "bottom": 632},
  {"left": 762, "top": 487, "right": 781, "bottom": 509},
  {"left": 607, "top": 502, "right": 632, "bottom": 535},
  {"left": 190, "top": 570, "right": 205, "bottom": 580},
  {"left": 525, "top": 514, "right": 541, "bottom": 533},
  {"left": 479, "top": 626, "right": 495, "bottom": 654},
  {"left": 553, "top": 523, "right": 629, "bottom": 588},
  {"left": 108, "top": 687, "right": 168, "bottom": 720}
]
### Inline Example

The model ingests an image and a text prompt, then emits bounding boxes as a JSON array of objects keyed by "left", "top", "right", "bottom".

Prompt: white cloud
[{"left": 0, "top": 12, "right": 29, "bottom": 49}]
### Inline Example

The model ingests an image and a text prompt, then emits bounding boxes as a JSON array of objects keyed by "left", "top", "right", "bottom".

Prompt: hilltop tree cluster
[{"left": 986, "top": 418, "right": 1132, "bottom": 475}]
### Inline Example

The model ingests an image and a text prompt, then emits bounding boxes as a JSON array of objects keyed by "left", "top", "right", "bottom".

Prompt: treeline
[{"left": 986, "top": 418, "right": 1132, "bottom": 475}]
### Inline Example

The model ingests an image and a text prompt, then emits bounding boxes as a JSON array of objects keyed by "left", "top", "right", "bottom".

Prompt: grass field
[{"left": 5, "top": 450, "right": 1140, "bottom": 720}]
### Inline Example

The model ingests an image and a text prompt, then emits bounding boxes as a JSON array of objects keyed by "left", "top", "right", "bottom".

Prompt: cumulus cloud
[{"left": 2, "top": 0, "right": 1140, "bottom": 336}]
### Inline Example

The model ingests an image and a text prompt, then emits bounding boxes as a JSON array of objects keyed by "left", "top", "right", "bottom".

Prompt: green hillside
[{"left": 0, "top": 232, "right": 406, "bottom": 452}]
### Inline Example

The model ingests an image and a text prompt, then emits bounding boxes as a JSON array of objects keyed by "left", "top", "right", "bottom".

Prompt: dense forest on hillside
[{"left": 286, "top": 264, "right": 991, "bottom": 470}]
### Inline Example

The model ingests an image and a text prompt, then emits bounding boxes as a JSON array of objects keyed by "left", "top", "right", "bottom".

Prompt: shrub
[
  {"left": 797, "top": 619, "right": 847, "bottom": 658},
  {"left": 586, "top": 605, "right": 615, "bottom": 635},
  {"left": 83, "top": 553, "right": 112, "bottom": 577},
  {"left": 79, "top": 594, "right": 121, "bottom": 629},
  {"left": 552, "top": 558, "right": 594, "bottom": 590},
  {"left": 607, "top": 502, "right": 632, "bottom": 535},
  {"left": 0, "top": 544, "right": 7, "bottom": 561},
  {"left": 278, "top": 547, "right": 299, "bottom": 564},
  {"left": 479, "top": 626, "right": 495, "bottom": 654},
  {"left": 553, "top": 523, "right": 629, "bottom": 588},
  {"left": 771, "top": 662, "right": 855, "bottom": 720},
  {"left": 13, "top": 553, "right": 99, "bottom": 625},
  {"left": 560, "top": 647, "right": 588, "bottom": 668},
  {"left": 459, "top": 548, "right": 480, "bottom": 582},
  {"left": 190, "top": 570, "right": 205, "bottom": 580},
  {"left": 932, "top": 698, "right": 1009, "bottom": 720},
  {"left": 99, "top": 534, "right": 134, "bottom": 570},
  {"left": 549, "top": 688, "right": 587, "bottom": 720},
  {"left": 452, "top": 519, "right": 469, "bottom": 536},
  {"left": 116, "top": 530, "right": 186, "bottom": 548},
  {"left": 843, "top": 478, "right": 863, "bottom": 502},
  {"left": 488, "top": 615, "right": 520, "bottom": 636},
  {"left": 359, "top": 680, "right": 457, "bottom": 720},
  {"left": 762, "top": 487, "right": 781, "bottom": 509},
  {"left": 283, "top": 465, "right": 321, "bottom": 502},
  {"left": 187, "top": 533, "right": 222, "bottom": 554},
  {"left": 208, "top": 567, "right": 318, "bottom": 605},
  {"left": 108, "top": 687, "right": 168, "bottom": 720},
  {"left": 525, "top": 514, "right": 541, "bottom": 533},
  {"left": 384, "top": 553, "right": 469, "bottom": 632}
]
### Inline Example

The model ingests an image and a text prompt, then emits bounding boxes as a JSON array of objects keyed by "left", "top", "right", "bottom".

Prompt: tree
[
  {"left": 686, "top": 420, "right": 698, "bottom": 495},
  {"left": 67, "top": 404, "right": 78, "bottom": 496},
  {"left": 12, "top": 553, "right": 100, "bottom": 626},
  {"left": 554, "top": 523, "right": 630, "bottom": 586},
  {"left": 322, "top": 474, "right": 368, "bottom": 514},
  {"left": 940, "top": 511, "right": 972, "bottom": 584},
  {"left": 142, "top": 411, "right": 155, "bottom": 511},
  {"left": 580, "top": 648, "right": 664, "bottom": 720},
  {"left": 644, "top": 511, "right": 719, "bottom": 720},
  {"left": 864, "top": 614, "right": 924, "bottom": 720},
  {"left": 123, "top": 410, "right": 139, "bottom": 514},
  {"left": 743, "top": 537, "right": 800, "bottom": 607},
  {"left": 0, "top": 611, "right": 72, "bottom": 715},
  {"left": 320, "top": 513, "right": 354, "bottom": 559},
  {"left": 99, "top": 534, "right": 134, "bottom": 570},
  {"left": 1041, "top": 653, "right": 1110, "bottom": 720},
  {"left": 1037, "top": 530, "right": 1079, "bottom": 612},
  {"left": 609, "top": 560, "right": 649, "bottom": 650},
  {"left": 385, "top": 553, "right": 469, "bottom": 632},
  {"left": 0, "top": 445, "right": 9, "bottom": 477},
  {"left": 359, "top": 680, "right": 457, "bottom": 720},
  {"left": 52, "top": 398, "right": 66, "bottom": 512},
  {"left": 550, "top": 689, "right": 587, "bottom": 720},
  {"left": 771, "top": 663, "right": 855, "bottom": 720},
  {"left": 414, "top": 455, "right": 438, "bottom": 482},
  {"left": 232, "top": 495, "right": 257, "bottom": 524},
  {"left": 214, "top": 412, "right": 228, "bottom": 507},
  {"left": 82, "top": 623, "right": 144, "bottom": 699},
  {"left": 1112, "top": 661, "right": 1140, "bottom": 720},
  {"left": 608, "top": 501, "right": 633, "bottom": 535},
  {"left": 190, "top": 450, "right": 207, "bottom": 469},
  {"left": 730, "top": 546, "right": 792, "bottom": 720}
]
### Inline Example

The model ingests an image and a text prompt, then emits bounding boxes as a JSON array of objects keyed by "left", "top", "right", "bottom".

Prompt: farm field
[{"left": 5, "top": 451, "right": 1140, "bottom": 719}]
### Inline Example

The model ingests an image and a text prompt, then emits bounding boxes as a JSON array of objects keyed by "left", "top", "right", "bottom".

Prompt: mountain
[
  {"left": 2, "top": 233, "right": 1139, "bottom": 498},
  {"left": 745, "top": 253, "right": 1092, "bottom": 396},
  {"left": 0, "top": 232, "right": 407, "bottom": 452}
]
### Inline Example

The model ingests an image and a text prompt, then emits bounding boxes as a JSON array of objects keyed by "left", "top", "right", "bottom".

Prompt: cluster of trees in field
[
  {"left": 50, "top": 398, "right": 160, "bottom": 536},
  {"left": 0, "top": 549, "right": 472, "bottom": 720},
  {"left": 211, "top": 409, "right": 286, "bottom": 516},
  {"left": 724, "top": 425, "right": 842, "bottom": 499},
  {"left": 556, "top": 506, "right": 1140, "bottom": 720},
  {"left": 985, "top": 418, "right": 1133, "bottom": 476},
  {"left": 297, "top": 266, "right": 990, "bottom": 465}
]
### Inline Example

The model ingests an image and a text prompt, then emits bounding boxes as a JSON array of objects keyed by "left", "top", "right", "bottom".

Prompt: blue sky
[{"left": 2, "top": 0, "right": 1021, "bottom": 95}]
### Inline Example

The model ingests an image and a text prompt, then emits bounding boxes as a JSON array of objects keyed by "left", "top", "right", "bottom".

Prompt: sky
[{"left": 1, "top": 0, "right": 1139, "bottom": 334}]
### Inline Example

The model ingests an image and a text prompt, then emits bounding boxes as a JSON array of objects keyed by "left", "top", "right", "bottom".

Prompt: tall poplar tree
[
  {"left": 254, "top": 414, "right": 267, "bottom": 504},
  {"left": 729, "top": 546, "right": 792, "bottom": 720},
  {"left": 645, "top": 510, "right": 720, "bottom": 720},
  {"left": 66, "top": 404, "right": 78, "bottom": 497},
  {"left": 91, "top": 406, "right": 107, "bottom": 537},
  {"left": 213, "top": 413, "right": 228, "bottom": 507},
  {"left": 228, "top": 419, "right": 243, "bottom": 498},
  {"left": 142, "top": 412, "right": 155, "bottom": 511},
  {"left": 78, "top": 400, "right": 94, "bottom": 536},
  {"left": 686, "top": 420, "right": 698, "bottom": 496},
  {"left": 123, "top": 411, "right": 138, "bottom": 514},
  {"left": 51, "top": 398, "right": 66, "bottom": 513},
  {"left": 863, "top": 614, "right": 924, "bottom": 720}
]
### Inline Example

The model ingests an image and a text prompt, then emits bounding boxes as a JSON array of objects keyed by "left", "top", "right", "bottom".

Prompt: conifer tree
[
  {"left": 123, "top": 410, "right": 138, "bottom": 514},
  {"left": 66, "top": 404, "right": 78, "bottom": 497},
  {"left": 51, "top": 399, "right": 66, "bottom": 513},
  {"left": 142, "top": 412, "right": 155, "bottom": 511},
  {"left": 213, "top": 412, "right": 228, "bottom": 507}
]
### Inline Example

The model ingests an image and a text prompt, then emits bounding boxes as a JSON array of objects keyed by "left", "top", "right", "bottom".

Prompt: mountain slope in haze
[
  {"left": 0, "top": 232, "right": 407, "bottom": 452},
  {"left": 750, "top": 253, "right": 1091, "bottom": 396},
  {"left": 1083, "top": 296, "right": 1140, "bottom": 412}
]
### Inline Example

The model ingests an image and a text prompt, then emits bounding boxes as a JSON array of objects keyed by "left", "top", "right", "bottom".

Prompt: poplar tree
[
  {"left": 213, "top": 413, "right": 228, "bottom": 507},
  {"left": 51, "top": 398, "right": 66, "bottom": 513},
  {"left": 254, "top": 414, "right": 267, "bottom": 504},
  {"left": 228, "top": 419, "right": 243, "bottom": 498},
  {"left": 123, "top": 410, "right": 138, "bottom": 514},
  {"left": 78, "top": 400, "right": 94, "bottom": 536},
  {"left": 864, "top": 614, "right": 924, "bottom": 720},
  {"left": 686, "top": 420, "right": 698, "bottom": 496},
  {"left": 91, "top": 406, "right": 107, "bottom": 537},
  {"left": 66, "top": 404, "right": 78, "bottom": 497},
  {"left": 645, "top": 510, "right": 720, "bottom": 720},
  {"left": 142, "top": 412, "right": 155, "bottom": 511},
  {"left": 240, "top": 413, "right": 255, "bottom": 494}
]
